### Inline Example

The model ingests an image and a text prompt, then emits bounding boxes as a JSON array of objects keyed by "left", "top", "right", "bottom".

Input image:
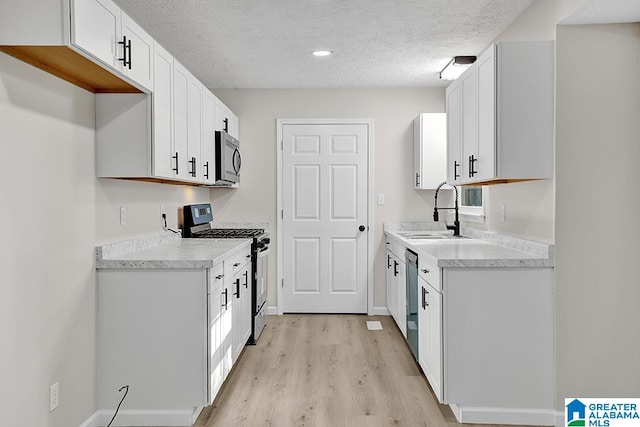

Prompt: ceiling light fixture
[
  {"left": 439, "top": 56, "right": 477, "bottom": 80},
  {"left": 312, "top": 50, "right": 333, "bottom": 57}
]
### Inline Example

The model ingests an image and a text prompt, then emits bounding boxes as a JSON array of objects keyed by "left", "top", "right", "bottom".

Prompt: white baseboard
[
  {"left": 268, "top": 306, "right": 390, "bottom": 316},
  {"left": 371, "top": 306, "right": 390, "bottom": 316},
  {"left": 83, "top": 409, "right": 196, "bottom": 427},
  {"left": 78, "top": 411, "right": 99, "bottom": 427},
  {"left": 449, "top": 404, "right": 556, "bottom": 426},
  {"left": 555, "top": 410, "right": 565, "bottom": 427}
]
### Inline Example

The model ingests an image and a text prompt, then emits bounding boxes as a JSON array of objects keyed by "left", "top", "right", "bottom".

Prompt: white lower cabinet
[
  {"left": 386, "top": 240, "right": 406, "bottom": 338},
  {"left": 388, "top": 235, "right": 555, "bottom": 425},
  {"left": 208, "top": 264, "right": 226, "bottom": 402},
  {"left": 431, "top": 265, "right": 554, "bottom": 424},
  {"left": 96, "top": 244, "right": 253, "bottom": 425},
  {"left": 386, "top": 249, "right": 397, "bottom": 322},
  {"left": 230, "top": 261, "right": 252, "bottom": 363},
  {"left": 418, "top": 272, "right": 443, "bottom": 403}
]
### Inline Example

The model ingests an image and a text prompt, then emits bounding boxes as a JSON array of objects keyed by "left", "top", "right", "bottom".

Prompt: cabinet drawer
[
  {"left": 385, "top": 238, "right": 405, "bottom": 260},
  {"left": 223, "top": 246, "right": 252, "bottom": 279},
  {"left": 209, "top": 263, "right": 224, "bottom": 292},
  {"left": 418, "top": 258, "right": 441, "bottom": 292}
]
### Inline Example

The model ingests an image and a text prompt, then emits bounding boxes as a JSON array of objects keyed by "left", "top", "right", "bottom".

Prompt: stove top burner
[{"left": 192, "top": 228, "right": 265, "bottom": 239}]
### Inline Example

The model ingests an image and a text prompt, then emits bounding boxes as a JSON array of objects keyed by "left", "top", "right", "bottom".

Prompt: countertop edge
[
  {"left": 385, "top": 227, "right": 554, "bottom": 268},
  {"left": 95, "top": 234, "right": 252, "bottom": 270}
]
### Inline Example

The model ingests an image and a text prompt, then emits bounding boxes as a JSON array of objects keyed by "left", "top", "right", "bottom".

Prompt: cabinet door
[
  {"left": 187, "top": 73, "right": 202, "bottom": 181},
  {"left": 230, "top": 272, "right": 244, "bottom": 363},
  {"left": 71, "top": 0, "right": 122, "bottom": 70},
  {"left": 418, "top": 278, "right": 444, "bottom": 403},
  {"left": 460, "top": 68, "right": 477, "bottom": 183},
  {"left": 152, "top": 42, "right": 174, "bottom": 178},
  {"left": 475, "top": 45, "right": 497, "bottom": 182},
  {"left": 427, "top": 283, "right": 443, "bottom": 402},
  {"left": 386, "top": 249, "right": 397, "bottom": 321},
  {"left": 173, "top": 61, "right": 190, "bottom": 179},
  {"left": 227, "top": 112, "right": 239, "bottom": 140},
  {"left": 220, "top": 285, "right": 233, "bottom": 380},
  {"left": 418, "top": 278, "right": 430, "bottom": 377},
  {"left": 446, "top": 81, "right": 463, "bottom": 184},
  {"left": 414, "top": 113, "right": 447, "bottom": 189},
  {"left": 241, "top": 266, "right": 252, "bottom": 344},
  {"left": 121, "top": 11, "right": 153, "bottom": 91},
  {"left": 208, "top": 269, "right": 225, "bottom": 403},
  {"left": 201, "top": 89, "right": 217, "bottom": 184},
  {"left": 215, "top": 99, "right": 239, "bottom": 139}
]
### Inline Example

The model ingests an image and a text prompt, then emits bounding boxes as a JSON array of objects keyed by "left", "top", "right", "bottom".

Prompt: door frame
[{"left": 276, "top": 118, "right": 375, "bottom": 315}]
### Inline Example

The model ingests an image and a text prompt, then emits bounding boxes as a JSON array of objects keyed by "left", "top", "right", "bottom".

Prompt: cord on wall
[
  {"left": 161, "top": 213, "right": 180, "bottom": 234},
  {"left": 106, "top": 385, "right": 129, "bottom": 427}
]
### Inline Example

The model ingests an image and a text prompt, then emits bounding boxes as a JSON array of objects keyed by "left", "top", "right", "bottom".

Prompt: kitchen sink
[{"left": 397, "top": 231, "right": 465, "bottom": 240}]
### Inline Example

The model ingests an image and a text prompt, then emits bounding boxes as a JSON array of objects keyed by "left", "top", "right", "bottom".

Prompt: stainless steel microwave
[{"left": 215, "top": 130, "right": 241, "bottom": 184}]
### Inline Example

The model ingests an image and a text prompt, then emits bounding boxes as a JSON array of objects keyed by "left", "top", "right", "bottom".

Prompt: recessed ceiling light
[{"left": 312, "top": 50, "right": 333, "bottom": 57}]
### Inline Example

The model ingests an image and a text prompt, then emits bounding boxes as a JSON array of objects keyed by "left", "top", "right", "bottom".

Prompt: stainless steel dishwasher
[{"left": 405, "top": 248, "right": 419, "bottom": 361}]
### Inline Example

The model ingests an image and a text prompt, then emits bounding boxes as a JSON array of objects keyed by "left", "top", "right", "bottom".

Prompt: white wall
[
  {"left": 489, "top": 0, "right": 640, "bottom": 414},
  {"left": 210, "top": 88, "right": 450, "bottom": 310},
  {"left": 0, "top": 52, "right": 210, "bottom": 427},
  {"left": 555, "top": 22, "right": 640, "bottom": 407}
]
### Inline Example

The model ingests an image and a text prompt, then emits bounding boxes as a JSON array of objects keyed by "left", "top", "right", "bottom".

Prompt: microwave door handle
[{"left": 232, "top": 148, "right": 241, "bottom": 174}]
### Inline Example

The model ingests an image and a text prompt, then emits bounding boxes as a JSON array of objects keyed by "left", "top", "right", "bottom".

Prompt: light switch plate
[{"left": 377, "top": 194, "right": 385, "bottom": 206}]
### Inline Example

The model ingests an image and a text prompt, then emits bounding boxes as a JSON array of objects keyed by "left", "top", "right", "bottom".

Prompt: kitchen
[{"left": 1, "top": 1, "right": 639, "bottom": 427}]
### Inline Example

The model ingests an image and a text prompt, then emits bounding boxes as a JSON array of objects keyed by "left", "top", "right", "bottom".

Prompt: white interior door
[{"left": 282, "top": 123, "right": 369, "bottom": 313}]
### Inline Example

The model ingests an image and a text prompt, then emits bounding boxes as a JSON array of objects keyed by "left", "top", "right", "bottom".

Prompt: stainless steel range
[{"left": 183, "top": 203, "right": 269, "bottom": 344}]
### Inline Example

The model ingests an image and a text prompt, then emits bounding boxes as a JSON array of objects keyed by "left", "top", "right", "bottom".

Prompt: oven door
[{"left": 215, "top": 130, "right": 241, "bottom": 184}]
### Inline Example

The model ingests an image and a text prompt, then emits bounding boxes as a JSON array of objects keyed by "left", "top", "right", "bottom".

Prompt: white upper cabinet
[
  {"left": 413, "top": 113, "right": 447, "bottom": 190},
  {"left": 70, "top": 0, "right": 121, "bottom": 70},
  {"left": 216, "top": 99, "right": 239, "bottom": 139},
  {"left": 121, "top": 11, "right": 154, "bottom": 90},
  {"left": 152, "top": 41, "right": 175, "bottom": 179},
  {"left": 70, "top": 0, "right": 153, "bottom": 91},
  {"left": 201, "top": 89, "right": 218, "bottom": 184},
  {"left": 187, "top": 73, "right": 203, "bottom": 181},
  {"left": 446, "top": 82, "right": 463, "bottom": 184},
  {"left": 173, "top": 61, "right": 191, "bottom": 180},
  {"left": 446, "top": 41, "right": 554, "bottom": 185}
]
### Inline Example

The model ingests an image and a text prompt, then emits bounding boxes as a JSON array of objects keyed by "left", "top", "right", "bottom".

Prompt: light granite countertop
[
  {"left": 384, "top": 222, "right": 554, "bottom": 268},
  {"left": 96, "top": 232, "right": 252, "bottom": 269}
]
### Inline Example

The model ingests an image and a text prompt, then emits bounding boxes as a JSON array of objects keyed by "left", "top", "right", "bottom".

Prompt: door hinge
[
  {"left": 280, "top": 140, "right": 283, "bottom": 150},
  {"left": 281, "top": 278, "right": 284, "bottom": 288},
  {"left": 281, "top": 210, "right": 283, "bottom": 219}
]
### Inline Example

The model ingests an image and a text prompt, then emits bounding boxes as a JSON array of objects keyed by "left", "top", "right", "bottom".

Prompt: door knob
[{"left": 359, "top": 225, "right": 366, "bottom": 232}]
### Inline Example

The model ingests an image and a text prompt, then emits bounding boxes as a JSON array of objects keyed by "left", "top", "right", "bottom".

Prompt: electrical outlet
[
  {"left": 377, "top": 194, "right": 385, "bottom": 206},
  {"left": 500, "top": 205, "right": 506, "bottom": 222},
  {"left": 49, "top": 382, "right": 59, "bottom": 412},
  {"left": 120, "top": 206, "right": 126, "bottom": 226}
]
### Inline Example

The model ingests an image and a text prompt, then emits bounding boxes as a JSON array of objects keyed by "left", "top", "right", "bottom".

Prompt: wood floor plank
[{"left": 195, "top": 315, "right": 539, "bottom": 427}]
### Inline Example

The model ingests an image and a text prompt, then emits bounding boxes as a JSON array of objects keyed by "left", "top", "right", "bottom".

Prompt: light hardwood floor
[{"left": 195, "top": 315, "right": 538, "bottom": 427}]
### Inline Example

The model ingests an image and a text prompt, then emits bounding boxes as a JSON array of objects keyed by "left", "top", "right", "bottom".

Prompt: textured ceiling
[
  {"left": 114, "top": 0, "right": 535, "bottom": 88},
  {"left": 561, "top": 0, "right": 640, "bottom": 25}
]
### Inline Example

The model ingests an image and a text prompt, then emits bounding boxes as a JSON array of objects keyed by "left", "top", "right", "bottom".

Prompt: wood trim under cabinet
[{"left": 0, "top": 45, "right": 141, "bottom": 93}]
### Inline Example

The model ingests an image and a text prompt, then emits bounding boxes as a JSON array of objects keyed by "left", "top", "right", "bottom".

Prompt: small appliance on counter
[{"left": 183, "top": 203, "right": 269, "bottom": 344}]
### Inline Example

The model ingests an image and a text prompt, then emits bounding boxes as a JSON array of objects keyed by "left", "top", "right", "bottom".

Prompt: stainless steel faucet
[{"left": 433, "top": 182, "right": 461, "bottom": 236}]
